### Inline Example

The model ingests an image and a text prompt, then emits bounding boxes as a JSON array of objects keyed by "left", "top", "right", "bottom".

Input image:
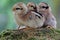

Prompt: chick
[
  {"left": 12, "top": 2, "right": 28, "bottom": 29},
  {"left": 27, "top": 2, "right": 45, "bottom": 28},
  {"left": 38, "top": 2, "right": 57, "bottom": 29},
  {"left": 12, "top": 2, "right": 45, "bottom": 29}
]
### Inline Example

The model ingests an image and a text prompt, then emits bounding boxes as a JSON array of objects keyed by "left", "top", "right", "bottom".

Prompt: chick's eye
[
  {"left": 41, "top": 6, "right": 45, "bottom": 8},
  {"left": 31, "top": 5, "right": 34, "bottom": 7},
  {"left": 16, "top": 8, "right": 20, "bottom": 10},
  {"left": 16, "top": 8, "right": 23, "bottom": 10},
  {"left": 41, "top": 6, "right": 49, "bottom": 9}
]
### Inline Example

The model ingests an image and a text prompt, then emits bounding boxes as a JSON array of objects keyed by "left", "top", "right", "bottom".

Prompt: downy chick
[{"left": 38, "top": 2, "right": 57, "bottom": 29}]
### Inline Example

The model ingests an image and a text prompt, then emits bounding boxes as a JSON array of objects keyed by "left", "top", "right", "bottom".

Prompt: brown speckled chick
[{"left": 38, "top": 2, "right": 57, "bottom": 29}]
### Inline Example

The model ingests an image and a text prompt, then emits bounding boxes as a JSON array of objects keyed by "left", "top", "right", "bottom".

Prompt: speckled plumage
[{"left": 38, "top": 2, "right": 57, "bottom": 28}]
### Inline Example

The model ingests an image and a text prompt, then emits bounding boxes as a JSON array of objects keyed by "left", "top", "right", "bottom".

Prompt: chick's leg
[{"left": 18, "top": 25, "right": 20, "bottom": 30}]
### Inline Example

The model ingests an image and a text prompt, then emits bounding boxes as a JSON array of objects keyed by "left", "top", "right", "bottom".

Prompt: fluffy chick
[
  {"left": 27, "top": 2, "right": 45, "bottom": 28},
  {"left": 12, "top": 2, "right": 28, "bottom": 29},
  {"left": 38, "top": 2, "right": 57, "bottom": 29}
]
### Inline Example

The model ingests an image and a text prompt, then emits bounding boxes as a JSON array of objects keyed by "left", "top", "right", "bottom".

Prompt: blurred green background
[{"left": 0, "top": 0, "right": 60, "bottom": 32}]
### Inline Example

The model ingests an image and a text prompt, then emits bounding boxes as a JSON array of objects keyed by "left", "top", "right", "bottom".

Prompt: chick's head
[{"left": 12, "top": 2, "right": 28, "bottom": 15}]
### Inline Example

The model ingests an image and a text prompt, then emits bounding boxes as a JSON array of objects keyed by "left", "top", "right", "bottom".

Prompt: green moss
[
  {"left": 28, "top": 37, "right": 37, "bottom": 40},
  {"left": 0, "top": 28, "right": 60, "bottom": 40}
]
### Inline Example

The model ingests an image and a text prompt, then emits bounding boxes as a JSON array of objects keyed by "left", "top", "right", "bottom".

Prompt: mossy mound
[{"left": 0, "top": 28, "right": 60, "bottom": 40}]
